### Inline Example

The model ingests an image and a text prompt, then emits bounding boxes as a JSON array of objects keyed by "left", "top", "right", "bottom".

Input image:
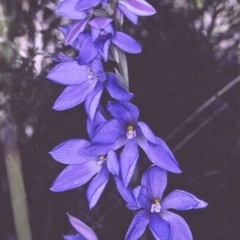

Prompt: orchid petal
[
  {"left": 114, "top": 176, "right": 139, "bottom": 210},
  {"left": 53, "top": 52, "right": 74, "bottom": 62},
  {"left": 112, "top": 32, "right": 141, "bottom": 54},
  {"left": 85, "top": 81, "right": 103, "bottom": 120},
  {"left": 92, "top": 119, "right": 125, "bottom": 144},
  {"left": 125, "top": 210, "right": 150, "bottom": 240},
  {"left": 105, "top": 73, "right": 133, "bottom": 101},
  {"left": 138, "top": 136, "right": 181, "bottom": 173},
  {"left": 76, "top": 0, "right": 101, "bottom": 11},
  {"left": 106, "top": 150, "right": 119, "bottom": 176},
  {"left": 85, "top": 137, "right": 126, "bottom": 155},
  {"left": 67, "top": 214, "right": 98, "bottom": 240},
  {"left": 87, "top": 110, "right": 107, "bottom": 139},
  {"left": 47, "top": 61, "right": 89, "bottom": 85},
  {"left": 50, "top": 139, "right": 93, "bottom": 164},
  {"left": 118, "top": 0, "right": 156, "bottom": 16},
  {"left": 161, "top": 190, "right": 208, "bottom": 211},
  {"left": 95, "top": 34, "right": 112, "bottom": 61},
  {"left": 118, "top": 2, "right": 138, "bottom": 25},
  {"left": 57, "top": 0, "right": 87, "bottom": 19},
  {"left": 137, "top": 186, "right": 151, "bottom": 211},
  {"left": 88, "top": 17, "right": 113, "bottom": 29},
  {"left": 78, "top": 35, "right": 99, "bottom": 64},
  {"left": 142, "top": 165, "right": 167, "bottom": 200},
  {"left": 149, "top": 213, "right": 170, "bottom": 240},
  {"left": 107, "top": 101, "right": 139, "bottom": 125},
  {"left": 51, "top": 161, "right": 100, "bottom": 192},
  {"left": 65, "top": 18, "right": 90, "bottom": 45},
  {"left": 138, "top": 121, "right": 157, "bottom": 144},
  {"left": 160, "top": 210, "right": 193, "bottom": 240},
  {"left": 53, "top": 81, "right": 96, "bottom": 111},
  {"left": 120, "top": 138, "right": 139, "bottom": 187},
  {"left": 87, "top": 166, "right": 109, "bottom": 209}
]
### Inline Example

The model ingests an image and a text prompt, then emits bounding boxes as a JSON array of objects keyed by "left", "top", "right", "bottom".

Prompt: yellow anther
[
  {"left": 127, "top": 125, "right": 134, "bottom": 133},
  {"left": 99, "top": 155, "right": 105, "bottom": 160},
  {"left": 153, "top": 199, "right": 160, "bottom": 205}
]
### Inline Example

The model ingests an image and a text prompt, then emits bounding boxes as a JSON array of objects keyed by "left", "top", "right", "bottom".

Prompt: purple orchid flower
[
  {"left": 50, "top": 110, "right": 122, "bottom": 209},
  {"left": 124, "top": 166, "right": 208, "bottom": 240},
  {"left": 47, "top": 58, "right": 133, "bottom": 120},
  {"left": 87, "top": 17, "right": 142, "bottom": 61},
  {"left": 64, "top": 214, "right": 98, "bottom": 240},
  {"left": 85, "top": 101, "right": 181, "bottom": 187},
  {"left": 117, "top": 0, "right": 156, "bottom": 25}
]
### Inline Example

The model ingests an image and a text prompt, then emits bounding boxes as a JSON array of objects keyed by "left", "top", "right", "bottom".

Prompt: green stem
[{"left": 0, "top": 94, "right": 32, "bottom": 240}]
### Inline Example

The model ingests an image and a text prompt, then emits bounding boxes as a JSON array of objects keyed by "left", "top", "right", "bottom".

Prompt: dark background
[{"left": 1, "top": 0, "right": 240, "bottom": 239}]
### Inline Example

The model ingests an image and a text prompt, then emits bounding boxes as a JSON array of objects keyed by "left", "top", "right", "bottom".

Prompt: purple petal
[
  {"left": 88, "top": 17, "right": 113, "bottom": 29},
  {"left": 118, "top": 3, "right": 138, "bottom": 25},
  {"left": 106, "top": 150, "right": 119, "bottom": 176},
  {"left": 142, "top": 165, "right": 168, "bottom": 200},
  {"left": 105, "top": 73, "right": 134, "bottom": 101},
  {"left": 138, "top": 121, "right": 157, "bottom": 144},
  {"left": 47, "top": 61, "right": 89, "bottom": 85},
  {"left": 137, "top": 186, "right": 151, "bottom": 210},
  {"left": 125, "top": 210, "right": 150, "bottom": 240},
  {"left": 107, "top": 101, "right": 139, "bottom": 125},
  {"left": 87, "top": 166, "right": 109, "bottom": 209},
  {"left": 118, "top": 0, "right": 156, "bottom": 16},
  {"left": 85, "top": 82, "right": 103, "bottom": 120},
  {"left": 78, "top": 35, "right": 99, "bottom": 64},
  {"left": 149, "top": 213, "right": 170, "bottom": 240},
  {"left": 138, "top": 136, "right": 181, "bottom": 173},
  {"left": 92, "top": 119, "right": 125, "bottom": 144},
  {"left": 85, "top": 137, "right": 126, "bottom": 155},
  {"left": 95, "top": 34, "right": 112, "bottom": 61},
  {"left": 65, "top": 18, "right": 90, "bottom": 45},
  {"left": 53, "top": 81, "right": 96, "bottom": 110},
  {"left": 50, "top": 139, "right": 94, "bottom": 164},
  {"left": 87, "top": 110, "right": 107, "bottom": 139},
  {"left": 161, "top": 190, "right": 208, "bottom": 211},
  {"left": 120, "top": 138, "right": 139, "bottom": 187},
  {"left": 57, "top": 0, "right": 87, "bottom": 19},
  {"left": 76, "top": 0, "right": 101, "bottom": 11},
  {"left": 67, "top": 214, "right": 98, "bottom": 240},
  {"left": 63, "top": 234, "right": 85, "bottom": 240},
  {"left": 90, "top": 59, "right": 106, "bottom": 82},
  {"left": 112, "top": 32, "right": 141, "bottom": 54},
  {"left": 51, "top": 161, "right": 100, "bottom": 192},
  {"left": 53, "top": 52, "right": 74, "bottom": 62},
  {"left": 114, "top": 176, "right": 139, "bottom": 210},
  {"left": 160, "top": 210, "right": 193, "bottom": 240}
]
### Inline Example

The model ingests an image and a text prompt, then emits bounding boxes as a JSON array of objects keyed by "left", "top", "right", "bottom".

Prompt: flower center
[
  {"left": 97, "top": 155, "right": 106, "bottom": 165},
  {"left": 126, "top": 125, "right": 136, "bottom": 139},
  {"left": 151, "top": 198, "right": 161, "bottom": 213},
  {"left": 88, "top": 70, "right": 94, "bottom": 79}
]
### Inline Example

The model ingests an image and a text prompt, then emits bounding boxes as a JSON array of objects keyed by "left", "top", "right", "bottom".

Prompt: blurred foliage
[{"left": 0, "top": 0, "right": 240, "bottom": 239}]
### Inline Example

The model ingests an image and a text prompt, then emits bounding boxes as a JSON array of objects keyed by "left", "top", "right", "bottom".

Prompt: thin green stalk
[{"left": 1, "top": 94, "right": 32, "bottom": 240}]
